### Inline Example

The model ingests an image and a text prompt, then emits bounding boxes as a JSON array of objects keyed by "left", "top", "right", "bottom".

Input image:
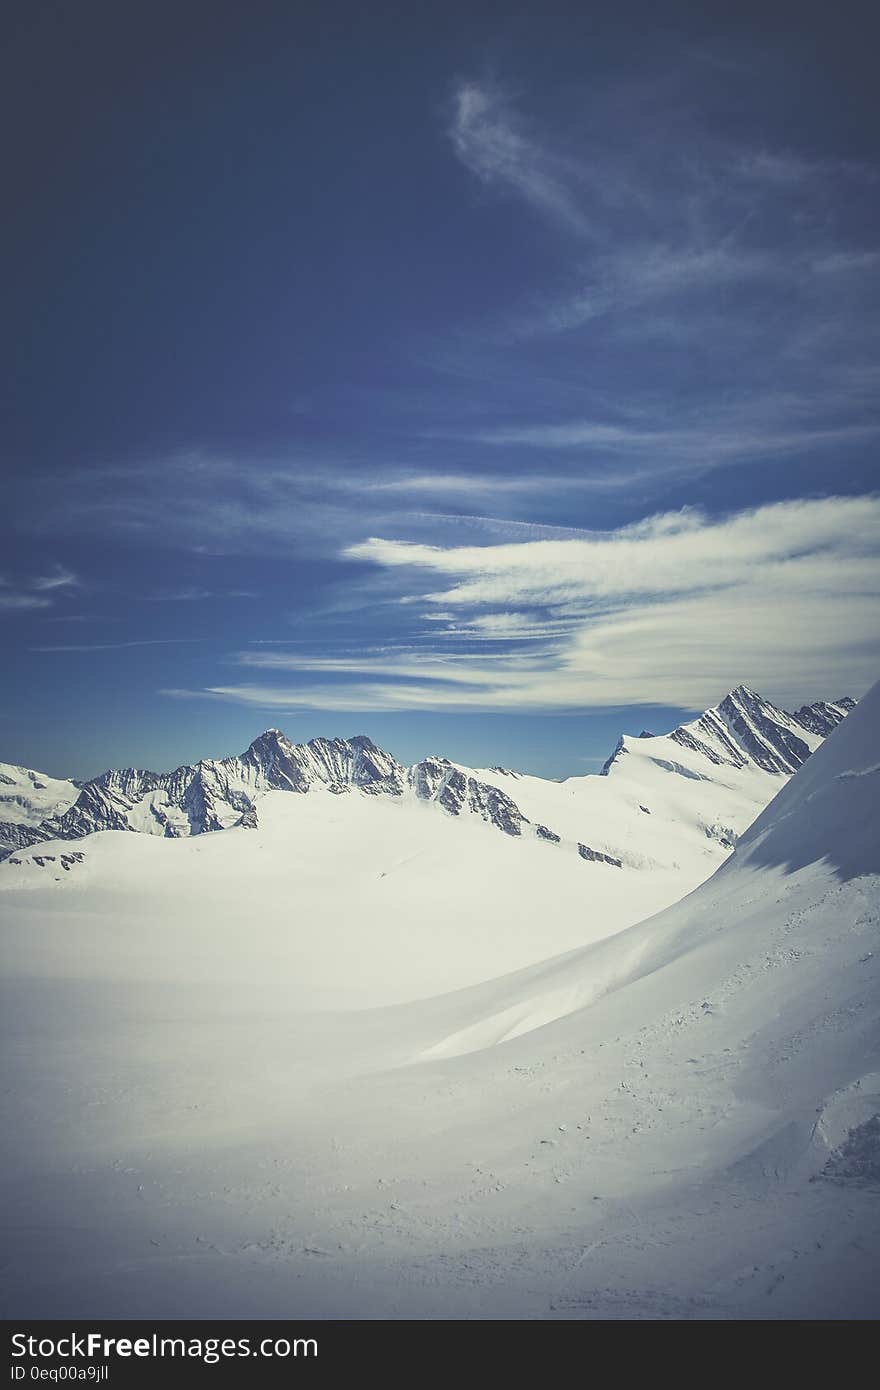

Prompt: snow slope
[
  {"left": 0, "top": 683, "right": 876, "bottom": 1318},
  {"left": 0, "top": 788, "right": 698, "bottom": 1008}
]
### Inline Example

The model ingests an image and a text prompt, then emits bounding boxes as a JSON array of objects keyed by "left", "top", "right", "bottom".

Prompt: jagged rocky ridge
[
  {"left": 409, "top": 757, "right": 528, "bottom": 836},
  {"left": 601, "top": 686, "right": 855, "bottom": 777},
  {"left": 0, "top": 731, "right": 551, "bottom": 859},
  {"left": 1, "top": 732, "right": 407, "bottom": 854},
  {"left": 0, "top": 687, "right": 856, "bottom": 867}
]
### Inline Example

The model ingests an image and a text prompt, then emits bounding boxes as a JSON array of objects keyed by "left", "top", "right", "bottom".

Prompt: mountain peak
[
  {"left": 597, "top": 685, "right": 858, "bottom": 785},
  {"left": 724, "top": 683, "right": 762, "bottom": 705},
  {"left": 737, "top": 678, "right": 879, "bottom": 880},
  {"left": 681, "top": 685, "right": 857, "bottom": 776},
  {"left": 245, "top": 727, "right": 293, "bottom": 756}
]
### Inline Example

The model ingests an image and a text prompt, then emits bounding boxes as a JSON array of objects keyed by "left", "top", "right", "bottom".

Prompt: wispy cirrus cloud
[
  {"left": 141, "top": 587, "right": 260, "bottom": 602},
  {"left": 15, "top": 452, "right": 505, "bottom": 556},
  {"left": 235, "top": 648, "right": 528, "bottom": 687},
  {"left": 31, "top": 565, "right": 80, "bottom": 592},
  {"left": 504, "top": 241, "right": 880, "bottom": 342},
  {"left": 165, "top": 495, "right": 880, "bottom": 713},
  {"left": 735, "top": 149, "right": 878, "bottom": 187},
  {"left": 14, "top": 450, "right": 624, "bottom": 561},
  {"left": 442, "top": 75, "right": 880, "bottom": 486},
  {"left": 43, "top": 614, "right": 115, "bottom": 624},
  {"left": 467, "top": 418, "right": 880, "bottom": 460},
  {"left": 0, "top": 591, "right": 52, "bottom": 612},
  {"left": 0, "top": 566, "right": 79, "bottom": 611},
  {"left": 449, "top": 81, "right": 594, "bottom": 236},
  {"left": 31, "top": 637, "right": 210, "bottom": 653}
]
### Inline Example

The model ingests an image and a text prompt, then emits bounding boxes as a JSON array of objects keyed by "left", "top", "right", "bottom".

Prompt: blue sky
[{"left": 2, "top": 1, "right": 878, "bottom": 780}]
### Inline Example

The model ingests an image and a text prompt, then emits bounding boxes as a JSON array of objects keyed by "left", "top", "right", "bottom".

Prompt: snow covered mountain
[
  {"left": 0, "top": 762, "right": 80, "bottom": 854},
  {"left": 0, "top": 687, "right": 855, "bottom": 873},
  {"left": 0, "top": 762, "right": 80, "bottom": 822},
  {"left": 0, "top": 729, "right": 534, "bottom": 859},
  {"left": 0, "top": 731, "right": 407, "bottom": 856},
  {"left": 666, "top": 685, "right": 855, "bottom": 774},
  {"left": 452, "top": 685, "right": 855, "bottom": 880},
  {"left": 0, "top": 683, "right": 860, "bottom": 1009},
  {"left": 603, "top": 685, "right": 854, "bottom": 777},
  {"left": 1, "top": 683, "right": 876, "bottom": 1318}
]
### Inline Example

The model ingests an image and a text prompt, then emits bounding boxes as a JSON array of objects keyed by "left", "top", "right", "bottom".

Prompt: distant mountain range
[{"left": 0, "top": 686, "right": 855, "bottom": 875}]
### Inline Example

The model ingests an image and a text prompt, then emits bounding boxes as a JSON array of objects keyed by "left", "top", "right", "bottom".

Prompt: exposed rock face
[
  {"left": 0, "top": 821, "right": 51, "bottom": 856},
  {"left": 703, "top": 821, "right": 738, "bottom": 849},
  {"left": 578, "top": 843, "right": 622, "bottom": 868},
  {"left": 0, "top": 733, "right": 542, "bottom": 856},
  {"left": 234, "top": 730, "right": 407, "bottom": 797},
  {"left": 600, "top": 686, "right": 855, "bottom": 780},
  {"left": 409, "top": 758, "right": 529, "bottom": 836},
  {"left": 347, "top": 734, "right": 409, "bottom": 794},
  {"left": 0, "top": 729, "right": 408, "bottom": 858},
  {"left": 791, "top": 697, "right": 856, "bottom": 737},
  {"left": 708, "top": 686, "right": 811, "bottom": 773},
  {"left": 5, "top": 850, "right": 85, "bottom": 871},
  {"left": 667, "top": 685, "right": 855, "bottom": 776},
  {"left": 536, "top": 824, "right": 561, "bottom": 843},
  {"left": 600, "top": 736, "right": 627, "bottom": 776}
]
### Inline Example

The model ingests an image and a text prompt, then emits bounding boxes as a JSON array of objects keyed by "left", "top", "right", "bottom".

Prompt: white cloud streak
[
  {"left": 169, "top": 495, "right": 879, "bottom": 712},
  {"left": 142, "top": 587, "right": 260, "bottom": 602},
  {"left": 0, "top": 592, "right": 53, "bottom": 611},
  {"left": 31, "top": 565, "right": 80, "bottom": 592},
  {"left": 32, "top": 638, "right": 210, "bottom": 653},
  {"left": 449, "top": 82, "right": 593, "bottom": 235},
  {"left": 0, "top": 566, "right": 79, "bottom": 612},
  {"left": 468, "top": 420, "right": 880, "bottom": 458},
  {"left": 344, "top": 496, "right": 879, "bottom": 609}
]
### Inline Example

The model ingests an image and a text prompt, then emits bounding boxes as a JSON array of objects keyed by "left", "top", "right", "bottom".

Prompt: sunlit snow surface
[
  {"left": 0, "top": 761, "right": 79, "bottom": 826},
  {"left": 0, "top": 688, "right": 878, "bottom": 1319}
]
